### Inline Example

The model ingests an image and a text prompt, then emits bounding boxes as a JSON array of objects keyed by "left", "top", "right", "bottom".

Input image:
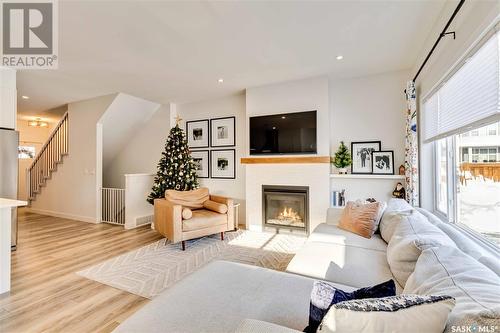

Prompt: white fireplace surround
[{"left": 244, "top": 77, "right": 330, "bottom": 233}]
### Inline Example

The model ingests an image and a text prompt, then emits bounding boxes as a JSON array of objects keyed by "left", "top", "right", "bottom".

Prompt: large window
[
  {"left": 435, "top": 122, "right": 500, "bottom": 245},
  {"left": 424, "top": 27, "right": 500, "bottom": 246}
]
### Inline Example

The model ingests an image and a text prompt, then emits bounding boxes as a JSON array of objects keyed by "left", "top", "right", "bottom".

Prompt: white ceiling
[{"left": 17, "top": 0, "right": 447, "bottom": 115}]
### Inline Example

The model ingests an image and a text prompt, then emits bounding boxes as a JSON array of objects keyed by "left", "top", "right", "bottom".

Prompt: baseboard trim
[{"left": 25, "top": 208, "right": 98, "bottom": 224}]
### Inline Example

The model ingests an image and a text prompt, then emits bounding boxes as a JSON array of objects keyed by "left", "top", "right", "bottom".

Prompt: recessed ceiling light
[
  {"left": 336, "top": 55, "right": 344, "bottom": 60},
  {"left": 281, "top": 116, "right": 286, "bottom": 119},
  {"left": 218, "top": 78, "right": 224, "bottom": 83},
  {"left": 21, "top": 95, "right": 29, "bottom": 99}
]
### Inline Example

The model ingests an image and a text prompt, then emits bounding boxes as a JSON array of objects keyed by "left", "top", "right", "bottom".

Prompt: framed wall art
[
  {"left": 372, "top": 151, "right": 395, "bottom": 175},
  {"left": 210, "top": 116, "right": 235, "bottom": 147},
  {"left": 210, "top": 149, "right": 236, "bottom": 179},
  {"left": 190, "top": 150, "right": 210, "bottom": 178},
  {"left": 351, "top": 141, "right": 381, "bottom": 174},
  {"left": 186, "top": 119, "right": 209, "bottom": 148}
]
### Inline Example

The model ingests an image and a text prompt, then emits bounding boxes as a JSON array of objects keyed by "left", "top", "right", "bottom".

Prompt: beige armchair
[{"left": 154, "top": 189, "right": 234, "bottom": 250}]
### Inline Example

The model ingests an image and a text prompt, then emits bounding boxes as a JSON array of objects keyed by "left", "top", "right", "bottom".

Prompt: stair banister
[{"left": 27, "top": 112, "right": 69, "bottom": 202}]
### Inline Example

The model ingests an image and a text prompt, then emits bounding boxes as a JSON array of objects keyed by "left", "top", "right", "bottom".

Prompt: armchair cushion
[
  {"left": 182, "top": 208, "right": 193, "bottom": 220},
  {"left": 203, "top": 200, "right": 228, "bottom": 214},
  {"left": 182, "top": 209, "right": 227, "bottom": 231},
  {"left": 165, "top": 187, "right": 209, "bottom": 209}
]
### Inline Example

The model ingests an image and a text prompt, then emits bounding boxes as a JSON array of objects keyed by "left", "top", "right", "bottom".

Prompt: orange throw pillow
[{"left": 338, "top": 201, "right": 382, "bottom": 238}]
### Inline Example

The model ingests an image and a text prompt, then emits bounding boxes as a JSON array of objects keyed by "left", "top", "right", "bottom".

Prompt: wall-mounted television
[{"left": 249, "top": 110, "right": 317, "bottom": 155}]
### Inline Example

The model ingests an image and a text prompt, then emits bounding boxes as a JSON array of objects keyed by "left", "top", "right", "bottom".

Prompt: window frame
[{"left": 433, "top": 129, "right": 499, "bottom": 250}]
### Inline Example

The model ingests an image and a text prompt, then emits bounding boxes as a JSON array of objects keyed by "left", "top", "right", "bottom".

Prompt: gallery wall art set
[{"left": 186, "top": 117, "right": 236, "bottom": 179}]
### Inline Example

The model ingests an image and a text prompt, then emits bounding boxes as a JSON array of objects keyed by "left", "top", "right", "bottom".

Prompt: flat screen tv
[{"left": 249, "top": 110, "right": 317, "bottom": 155}]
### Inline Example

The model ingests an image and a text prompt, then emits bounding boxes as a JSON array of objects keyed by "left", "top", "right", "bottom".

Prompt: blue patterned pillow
[
  {"left": 303, "top": 279, "right": 396, "bottom": 332},
  {"left": 317, "top": 295, "right": 455, "bottom": 333}
]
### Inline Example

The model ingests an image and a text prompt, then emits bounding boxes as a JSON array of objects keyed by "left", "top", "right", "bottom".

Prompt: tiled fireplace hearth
[{"left": 262, "top": 185, "right": 309, "bottom": 233}]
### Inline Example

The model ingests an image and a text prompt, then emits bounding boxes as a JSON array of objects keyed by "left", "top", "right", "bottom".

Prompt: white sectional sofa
[{"left": 115, "top": 199, "right": 500, "bottom": 333}]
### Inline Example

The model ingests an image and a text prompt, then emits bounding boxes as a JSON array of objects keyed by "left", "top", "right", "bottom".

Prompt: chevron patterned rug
[{"left": 76, "top": 230, "right": 306, "bottom": 299}]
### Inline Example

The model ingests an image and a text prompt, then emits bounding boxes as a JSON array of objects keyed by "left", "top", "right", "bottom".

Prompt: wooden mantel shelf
[{"left": 241, "top": 156, "right": 330, "bottom": 164}]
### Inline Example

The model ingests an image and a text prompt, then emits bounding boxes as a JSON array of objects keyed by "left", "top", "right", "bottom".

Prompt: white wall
[
  {"left": 29, "top": 94, "right": 117, "bottom": 222},
  {"left": 246, "top": 77, "right": 330, "bottom": 156},
  {"left": 329, "top": 70, "right": 409, "bottom": 201},
  {"left": 413, "top": 1, "right": 499, "bottom": 210},
  {"left": 100, "top": 93, "right": 161, "bottom": 188},
  {"left": 104, "top": 104, "right": 172, "bottom": 188},
  {"left": 177, "top": 93, "right": 246, "bottom": 224},
  {"left": 245, "top": 77, "right": 330, "bottom": 232}
]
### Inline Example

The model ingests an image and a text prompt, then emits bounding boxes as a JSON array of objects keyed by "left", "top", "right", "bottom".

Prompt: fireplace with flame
[{"left": 262, "top": 185, "right": 309, "bottom": 232}]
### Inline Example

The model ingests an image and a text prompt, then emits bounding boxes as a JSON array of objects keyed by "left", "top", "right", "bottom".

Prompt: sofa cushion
[
  {"left": 416, "top": 208, "right": 500, "bottom": 276},
  {"left": 182, "top": 209, "right": 227, "bottom": 231},
  {"left": 308, "top": 224, "right": 388, "bottom": 252},
  {"left": 286, "top": 241, "right": 400, "bottom": 291},
  {"left": 318, "top": 295, "right": 455, "bottom": 333},
  {"left": 404, "top": 246, "right": 500, "bottom": 332},
  {"left": 235, "top": 319, "right": 301, "bottom": 333},
  {"left": 379, "top": 199, "right": 415, "bottom": 243},
  {"left": 203, "top": 199, "right": 228, "bottom": 214},
  {"left": 182, "top": 207, "right": 193, "bottom": 219},
  {"left": 386, "top": 210, "right": 455, "bottom": 287},
  {"left": 305, "top": 279, "right": 396, "bottom": 332},
  {"left": 338, "top": 201, "right": 382, "bottom": 238},
  {"left": 115, "top": 261, "right": 355, "bottom": 333},
  {"left": 165, "top": 187, "right": 209, "bottom": 209}
]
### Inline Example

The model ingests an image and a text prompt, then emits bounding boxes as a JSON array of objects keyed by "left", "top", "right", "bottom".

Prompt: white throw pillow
[
  {"left": 379, "top": 199, "right": 414, "bottom": 243},
  {"left": 318, "top": 294, "right": 455, "bottom": 333},
  {"left": 386, "top": 210, "right": 455, "bottom": 287},
  {"left": 404, "top": 245, "right": 500, "bottom": 332}
]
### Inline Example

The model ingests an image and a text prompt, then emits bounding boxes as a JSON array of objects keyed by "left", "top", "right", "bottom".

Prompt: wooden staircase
[{"left": 27, "top": 112, "right": 69, "bottom": 203}]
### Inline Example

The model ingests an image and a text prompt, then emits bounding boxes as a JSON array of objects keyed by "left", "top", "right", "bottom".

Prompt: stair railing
[{"left": 27, "top": 112, "right": 69, "bottom": 201}]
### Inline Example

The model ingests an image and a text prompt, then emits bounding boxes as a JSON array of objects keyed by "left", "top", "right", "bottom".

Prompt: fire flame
[{"left": 278, "top": 206, "right": 302, "bottom": 222}]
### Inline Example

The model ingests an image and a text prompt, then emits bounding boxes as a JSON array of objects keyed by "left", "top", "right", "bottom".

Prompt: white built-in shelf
[{"left": 330, "top": 174, "right": 405, "bottom": 180}]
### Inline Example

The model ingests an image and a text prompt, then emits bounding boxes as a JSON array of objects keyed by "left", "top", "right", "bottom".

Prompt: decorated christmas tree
[
  {"left": 147, "top": 119, "right": 199, "bottom": 204},
  {"left": 332, "top": 141, "right": 352, "bottom": 173}
]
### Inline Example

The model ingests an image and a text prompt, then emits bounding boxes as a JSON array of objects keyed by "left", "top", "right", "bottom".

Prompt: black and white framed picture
[
  {"left": 210, "top": 116, "right": 235, "bottom": 147},
  {"left": 186, "top": 119, "right": 209, "bottom": 148},
  {"left": 372, "top": 151, "right": 395, "bottom": 175},
  {"left": 210, "top": 149, "right": 236, "bottom": 179},
  {"left": 351, "top": 141, "right": 381, "bottom": 174},
  {"left": 190, "top": 150, "right": 209, "bottom": 178}
]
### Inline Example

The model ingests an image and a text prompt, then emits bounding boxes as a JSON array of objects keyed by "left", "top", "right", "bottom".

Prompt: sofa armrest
[
  {"left": 154, "top": 198, "right": 182, "bottom": 243},
  {"left": 235, "top": 319, "right": 302, "bottom": 333},
  {"left": 210, "top": 195, "right": 235, "bottom": 230}
]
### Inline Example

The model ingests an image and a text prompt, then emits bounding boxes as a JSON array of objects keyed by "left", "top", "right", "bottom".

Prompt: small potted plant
[{"left": 332, "top": 141, "right": 352, "bottom": 174}]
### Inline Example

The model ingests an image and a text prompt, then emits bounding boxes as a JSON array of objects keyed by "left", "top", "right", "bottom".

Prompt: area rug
[{"left": 76, "top": 230, "right": 306, "bottom": 299}]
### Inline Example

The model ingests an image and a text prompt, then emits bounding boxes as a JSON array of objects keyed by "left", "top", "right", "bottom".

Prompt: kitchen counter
[{"left": 0, "top": 198, "right": 27, "bottom": 294}]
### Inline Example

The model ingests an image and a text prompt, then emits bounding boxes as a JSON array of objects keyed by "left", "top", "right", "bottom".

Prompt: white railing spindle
[
  {"left": 27, "top": 112, "right": 69, "bottom": 202},
  {"left": 101, "top": 188, "right": 125, "bottom": 225}
]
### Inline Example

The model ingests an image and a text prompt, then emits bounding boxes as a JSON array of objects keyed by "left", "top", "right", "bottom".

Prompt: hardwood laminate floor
[{"left": 0, "top": 209, "right": 163, "bottom": 333}]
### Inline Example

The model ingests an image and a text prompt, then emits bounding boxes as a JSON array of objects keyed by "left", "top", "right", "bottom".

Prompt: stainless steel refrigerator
[{"left": 0, "top": 128, "right": 19, "bottom": 250}]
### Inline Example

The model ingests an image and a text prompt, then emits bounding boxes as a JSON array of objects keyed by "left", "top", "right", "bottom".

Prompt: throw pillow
[
  {"left": 203, "top": 200, "right": 228, "bottom": 214},
  {"left": 182, "top": 208, "right": 192, "bottom": 220},
  {"left": 165, "top": 187, "right": 209, "bottom": 209},
  {"left": 404, "top": 245, "right": 500, "bottom": 332},
  {"left": 379, "top": 198, "right": 415, "bottom": 243},
  {"left": 386, "top": 210, "right": 455, "bottom": 287},
  {"left": 338, "top": 201, "right": 382, "bottom": 238},
  {"left": 318, "top": 295, "right": 455, "bottom": 333},
  {"left": 304, "top": 279, "right": 396, "bottom": 333}
]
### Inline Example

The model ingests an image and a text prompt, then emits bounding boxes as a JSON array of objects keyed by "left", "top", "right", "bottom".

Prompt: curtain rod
[{"left": 411, "top": 0, "right": 466, "bottom": 83}]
